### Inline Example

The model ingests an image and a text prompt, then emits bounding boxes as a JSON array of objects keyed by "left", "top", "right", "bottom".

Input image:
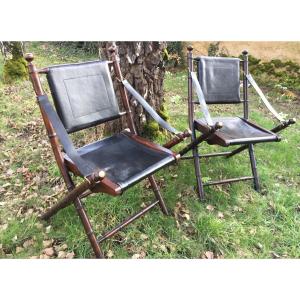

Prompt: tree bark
[
  {"left": 100, "top": 42, "right": 167, "bottom": 136},
  {"left": 1, "top": 42, "right": 24, "bottom": 59}
]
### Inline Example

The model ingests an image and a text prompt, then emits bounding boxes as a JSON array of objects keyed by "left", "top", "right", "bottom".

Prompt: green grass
[{"left": 0, "top": 42, "right": 299, "bottom": 259}]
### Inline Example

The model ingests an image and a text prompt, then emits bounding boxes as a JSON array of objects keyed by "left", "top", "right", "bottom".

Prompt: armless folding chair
[
  {"left": 25, "top": 47, "right": 191, "bottom": 258},
  {"left": 185, "top": 46, "right": 296, "bottom": 200}
]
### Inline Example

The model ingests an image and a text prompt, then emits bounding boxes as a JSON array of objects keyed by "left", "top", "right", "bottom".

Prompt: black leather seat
[
  {"left": 194, "top": 117, "right": 279, "bottom": 146},
  {"left": 64, "top": 132, "right": 176, "bottom": 190}
]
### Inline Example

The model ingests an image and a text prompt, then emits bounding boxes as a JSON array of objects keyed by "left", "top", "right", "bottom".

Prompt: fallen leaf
[
  {"left": 233, "top": 206, "right": 243, "bottom": 212},
  {"left": 0, "top": 224, "right": 8, "bottom": 232},
  {"left": 203, "top": 251, "right": 214, "bottom": 259},
  {"left": 43, "top": 247, "right": 55, "bottom": 257},
  {"left": 183, "top": 213, "right": 190, "bottom": 221},
  {"left": 271, "top": 251, "right": 281, "bottom": 259},
  {"left": 160, "top": 245, "right": 168, "bottom": 253},
  {"left": 6, "top": 169, "right": 14, "bottom": 176},
  {"left": 57, "top": 251, "right": 67, "bottom": 259},
  {"left": 250, "top": 228, "right": 256, "bottom": 235},
  {"left": 132, "top": 254, "right": 140, "bottom": 259},
  {"left": 42, "top": 240, "right": 53, "bottom": 248},
  {"left": 106, "top": 250, "right": 114, "bottom": 258},
  {"left": 16, "top": 247, "right": 24, "bottom": 254},
  {"left": 174, "top": 202, "right": 191, "bottom": 224},
  {"left": 35, "top": 222, "right": 43, "bottom": 229},
  {"left": 255, "top": 243, "right": 263, "bottom": 251},
  {"left": 139, "top": 251, "right": 146, "bottom": 258},
  {"left": 23, "top": 239, "right": 34, "bottom": 248},
  {"left": 25, "top": 208, "right": 34, "bottom": 217},
  {"left": 268, "top": 201, "right": 276, "bottom": 212},
  {"left": 217, "top": 212, "right": 224, "bottom": 219},
  {"left": 140, "top": 234, "right": 148, "bottom": 240},
  {"left": 206, "top": 205, "right": 215, "bottom": 212},
  {"left": 66, "top": 252, "right": 75, "bottom": 259},
  {"left": 56, "top": 243, "right": 68, "bottom": 251}
]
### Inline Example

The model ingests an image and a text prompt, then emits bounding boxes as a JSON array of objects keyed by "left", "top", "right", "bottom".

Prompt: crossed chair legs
[
  {"left": 190, "top": 140, "right": 260, "bottom": 200},
  {"left": 187, "top": 118, "right": 296, "bottom": 200},
  {"left": 40, "top": 173, "right": 169, "bottom": 259}
]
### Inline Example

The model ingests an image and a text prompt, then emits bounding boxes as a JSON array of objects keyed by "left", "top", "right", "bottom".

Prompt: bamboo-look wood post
[
  {"left": 241, "top": 50, "right": 260, "bottom": 192},
  {"left": 186, "top": 46, "right": 206, "bottom": 200},
  {"left": 242, "top": 50, "right": 249, "bottom": 119},
  {"left": 109, "top": 46, "right": 137, "bottom": 134},
  {"left": 187, "top": 46, "right": 195, "bottom": 134},
  {"left": 25, "top": 53, "right": 104, "bottom": 258},
  {"left": 25, "top": 53, "right": 73, "bottom": 190}
]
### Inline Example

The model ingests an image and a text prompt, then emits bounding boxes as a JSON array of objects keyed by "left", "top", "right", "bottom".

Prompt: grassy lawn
[{"left": 0, "top": 42, "right": 299, "bottom": 259}]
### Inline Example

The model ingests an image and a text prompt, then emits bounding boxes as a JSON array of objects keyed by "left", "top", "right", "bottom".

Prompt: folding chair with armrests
[
  {"left": 185, "top": 46, "right": 296, "bottom": 200},
  {"left": 25, "top": 47, "right": 191, "bottom": 258}
]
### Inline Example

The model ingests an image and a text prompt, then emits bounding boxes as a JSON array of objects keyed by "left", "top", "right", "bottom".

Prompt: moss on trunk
[{"left": 3, "top": 42, "right": 27, "bottom": 83}]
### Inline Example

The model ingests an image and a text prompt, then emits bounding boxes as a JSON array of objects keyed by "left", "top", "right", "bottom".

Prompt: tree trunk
[
  {"left": 100, "top": 42, "right": 167, "bottom": 136},
  {"left": 1, "top": 41, "right": 24, "bottom": 58}
]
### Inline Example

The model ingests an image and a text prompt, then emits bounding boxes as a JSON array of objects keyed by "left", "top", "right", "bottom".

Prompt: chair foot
[
  {"left": 74, "top": 198, "right": 104, "bottom": 258},
  {"left": 192, "top": 148, "right": 205, "bottom": 201},
  {"left": 194, "top": 184, "right": 205, "bottom": 201},
  {"left": 148, "top": 175, "right": 169, "bottom": 215},
  {"left": 248, "top": 144, "right": 260, "bottom": 192}
]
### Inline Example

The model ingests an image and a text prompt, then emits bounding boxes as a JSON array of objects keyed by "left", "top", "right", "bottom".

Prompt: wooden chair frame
[
  {"left": 185, "top": 46, "right": 296, "bottom": 200},
  {"left": 25, "top": 47, "right": 191, "bottom": 258}
]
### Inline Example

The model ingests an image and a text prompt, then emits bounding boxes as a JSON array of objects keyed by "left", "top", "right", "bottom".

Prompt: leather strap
[
  {"left": 122, "top": 80, "right": 179, "bottom": 135},
  {"left": 246, "top": 74, "right": 285, "bottom": 122},
  {"left": 38, "top": 95, "right": 99, "bottom": 177},
  {"left": 190, "top": 72, "right": 214, "bottom": 126}
]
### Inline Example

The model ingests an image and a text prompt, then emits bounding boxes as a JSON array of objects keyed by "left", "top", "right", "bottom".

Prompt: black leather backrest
[
  {"left": 47, "top": 61, "right": 121, "bottom": 133},
  {"left": 196, "top": 56, "right": 241, "bottom": 104}
]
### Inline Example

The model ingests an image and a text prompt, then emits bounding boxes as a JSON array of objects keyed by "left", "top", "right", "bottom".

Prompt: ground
[
  {"left": 0, "top": 42, "right": 299, "bottom": 259},
  {"left": 192, "top": 41, "right": 300, "bottom": 64}
]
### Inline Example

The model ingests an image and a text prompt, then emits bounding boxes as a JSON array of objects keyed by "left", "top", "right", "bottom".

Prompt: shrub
[
  {"left": 166, "top": 42, "right": 186, "bottom": 68},
  {"left": 3, "top": 57, "right": 27, "bottom": 83},
  {"left": 207, "top": 42, "right": 229, "bottom": 57}
]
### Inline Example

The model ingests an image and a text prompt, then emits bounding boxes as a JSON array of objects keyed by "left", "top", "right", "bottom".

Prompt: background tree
[
  {"left": 1, "top": 42, "right": 27, "bottom": 82},
  {"left": 100, "top": 42, "right": 168, "bottom": 136}
]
